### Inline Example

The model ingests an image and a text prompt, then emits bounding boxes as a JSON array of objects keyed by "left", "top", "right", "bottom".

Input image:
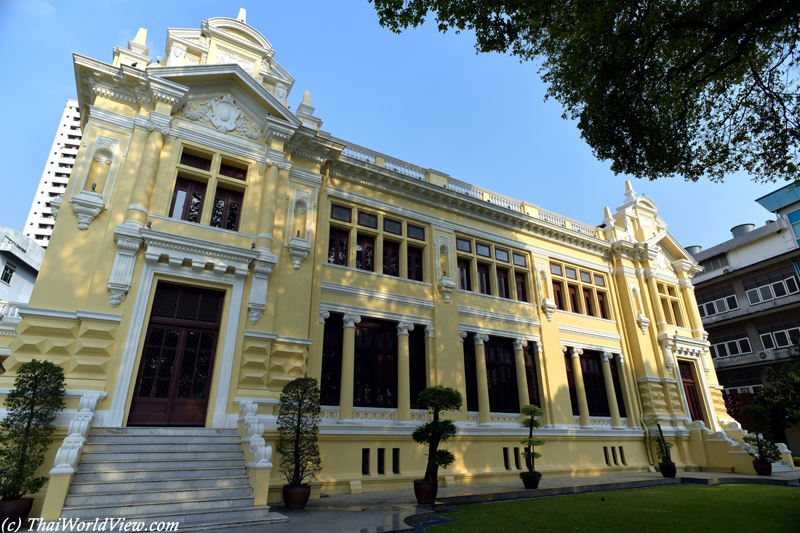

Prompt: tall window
[
  {"left": 354, "top": 319, "right": 398, "bottom": 408},
  {"left": 320, "top": 313, "right": 344, "bottom": 405},
  {"left": 209, "top": 188, "right": 243, "bottom": 231},
  {"left": 564, "top": 351, "right": 579, "bottom": 415},
  {"left": 408, "top": 327, "right": 427, "bottom": 408},
  {"left": 356, "top": 234, "right": 375, "bottom": 271},
  {"left": 497, "top": 268, "right": 510, "bottom": 299},
  {"left": 383, "top": 241, "right": 400, "bottom": 277},
  {"left": 455, "top": 236, "right": 531, "bottom": 301},
  {"left": 515, "top": 273, "right": 528, "bottom": 303},
  {"left": 328, "top": 228, "right": 349, "bottom": 266},
  {"left": 407, "top": 246, "right": 423, "bottom": 281},
  {"left": 550, "top": 262, "right": 611, "bottom": 318},
  {"left": 169, "top": 177, "right": 206, "bottom": 223},
  {"left": 458, "top": 259, "right": 472, "bottom": 291},
  {"left": 523, "top": 344, "right": 540, "bottom": 406},
  {"left": 477, "top": 263, "right": 491, "bottom": 295},
  {"left": 484, "top": 337, "right": 520, "bottom": 413},
  {"left": 657, "top": 282, "right": 686, "bottom": 328},
  {"left": 580, "top": 352, "right": 610, "bottom": 417},
  {"left": 462, "top": 333, "right": 479, "bottom": 412},
  {"left": 552, "top": 281, "right": 565, "bottom": 310}
]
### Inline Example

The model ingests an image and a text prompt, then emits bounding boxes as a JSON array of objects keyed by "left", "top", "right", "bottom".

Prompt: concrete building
[
  {"left": 0, "top": 227, "right": 44, "bottom": 303},
  {"left": 689, "top": 184, "right": 800, "bottom": 452},
  {"left": 22, "top": 100, "right": 82, "bottom": 248},
  {"left": 0, "top": 9, "right": 792, "bottom": 527}
]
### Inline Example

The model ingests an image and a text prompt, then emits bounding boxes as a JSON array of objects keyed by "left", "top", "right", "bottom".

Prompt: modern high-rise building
[{"left": 22, "top": 100, "right": 82, "bottom": 248}]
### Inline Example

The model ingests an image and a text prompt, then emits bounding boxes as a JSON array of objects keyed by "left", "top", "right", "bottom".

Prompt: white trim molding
[
  {"left": 321, "top": 281, "right": 434, "bottom": 311},
  {"left": 557, "top": 324, "right": 621, "bottom": 343},
  {"left": 319, "top": 302, "right": 433, "bottom": 327}
]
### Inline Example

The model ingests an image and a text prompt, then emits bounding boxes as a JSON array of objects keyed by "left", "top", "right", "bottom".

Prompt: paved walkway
[{"left": 229, "top": 470, "right": 800, "bottom": 533}]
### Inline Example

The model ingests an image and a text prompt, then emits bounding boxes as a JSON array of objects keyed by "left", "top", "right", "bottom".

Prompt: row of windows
[
  {"left": 697, "top": 285, "right": 738, "bottom": 318},
  {"left": 700, "top": 253, "right": 728, "bottom": 273},
  {"left": 550, "top": 262, "right": 610, "bottom": 319},
  {"left": 743, "top": 267, "right": 799, "bottom": 305},
  {"left": 708, "top": 328, "right": 752, "bottom": 359},
  {"left": 328, "top": 204, "right": 426, "bottom": 282},
  {"left": 361, "top": 448, "right": 401, "bottom": 476},
  {"left": 757, "top": 315, "right": 800, "bottom": 351},
  {"left": 456, "top": 237, "right": 530, "bottom": 302}
]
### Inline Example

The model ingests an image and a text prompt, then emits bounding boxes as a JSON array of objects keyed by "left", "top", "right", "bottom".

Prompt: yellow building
[{"left": 0, "top": 9, "right": 793, "bottom": 526}]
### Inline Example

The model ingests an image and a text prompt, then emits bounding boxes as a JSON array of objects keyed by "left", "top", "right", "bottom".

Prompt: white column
[
  {"left": 338, "top": 313, "right": 361, "bottom": 421},
  {"left": 512, "top": 338, "right": 530, "bottom": 413},
  {"left": 474, "top": 333, "right": 491, "bottom": 424},
  {"left": 600, "top": 351, "right": 623, "bottom": 428},
  {"left": 396, "top": 321, "right": 414, "bottom": 422},
  {"left": 565, "top": 346, "right": 591, "bottom": 428}
]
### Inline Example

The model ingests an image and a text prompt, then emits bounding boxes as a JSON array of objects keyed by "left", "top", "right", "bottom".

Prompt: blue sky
[{"left": 0, "top": 0, "right": 782, "bottom": 250}]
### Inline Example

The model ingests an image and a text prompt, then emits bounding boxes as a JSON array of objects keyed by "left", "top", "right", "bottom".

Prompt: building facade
[
  {"left": 690, "top": 185, "right": 800, "bottom": 452},
  {"left": 0, "top": 10, "right": 792, "bottom": 523},
  {"left": 0, "top": 227, "right": 44, "bottom": 303},
  {"left": 22, "top": 100, "right": 82, "bottom": 248}
]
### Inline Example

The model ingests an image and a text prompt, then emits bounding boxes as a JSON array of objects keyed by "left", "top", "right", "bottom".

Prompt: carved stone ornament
[
  {"left": 437, "top": 276, "right": 457, "bottom": 303},
  {"left": 288, "top": 237, "right": 311, "bottom": 270},
  {"left": 473, "top": 333, "right": 489, "bottom": 345},
  {"left": 107, "top": 222, "right": 144, "bottom": 307},
  {"left": 71, "top": 190, "right": 105, "bottom": 230},
  {"left": 50, "top": 393, "right": 102, "bottom": 476},
  {"left": 636, "top": 313, "right": 651, "bottom": 335},
  {"left": 247, "top": 249, "right": 278, "bottom": 324},
  {"left": 275, "top": 84, "right": 287, "bottom": 104},
  {"left": 438, "top": 235, "right": 450, "bottom": 257},
  {"left": 50, "top": 194, "right": 63, "bottom": 220},
  {"left": 459, "top": 330, "right": 468, "bottom": 342},
  {"left": 425, "top": 325, "right": 434, "bottom": 339},
  {"left": 178, "top": 94, "right": 262, "bottom": 140},
  {"left": 218, "top": 49, "right": 253, "bottom": 74},
  {"left": 293, "top": 191, "right": 310, "bottom": 215},
  {"left": 343, "top": 314, "right": 361, "bottom": 328},
  {"left": 396, "top": 322, "right": 415, "bottom": 335},
  {"left": 266, "top": 157, "right": 287, "bottom": 169},
  {"left": 319, "top": 310, "right": 330, "bottom": 323},
  {"left": 541, "top": 298, "right": 557, "bottom": 322},
  {"left": 92, "top": 136, "right": 119, "bottom": 168},
  {"left": 512, "top": 338, "right": 528, "bottom": 351}
]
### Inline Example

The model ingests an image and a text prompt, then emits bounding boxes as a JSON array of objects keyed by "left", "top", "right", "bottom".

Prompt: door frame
[
  {"left": 106, "top": 261, "right": 245, "bottom": 429},
  {"left": 676, "top": 358, "right": 713, "bottom": 427}
]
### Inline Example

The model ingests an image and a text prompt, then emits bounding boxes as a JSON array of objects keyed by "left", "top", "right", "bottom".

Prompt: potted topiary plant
[
  {"left": 519, "top": 404, "right": 546, "bottom": 489},
  {"left": 645, "top": 417, "right": 675, "bottom": 478},
  {"left": 740, "top": 404, "right": 782, "bottom": 476},
  {"left": 277, "top": 377, "right": 322, "bottom": 509},
  {"left": 412, "top": 386, "right": 463, "bottom": 505},
  {"left": 0, "top": 360, "right": 66, "bottom": 524}
]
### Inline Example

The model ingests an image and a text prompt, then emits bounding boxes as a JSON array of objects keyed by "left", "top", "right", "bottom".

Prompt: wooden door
[
  {"left": 129, "top": 283, "right": 223, "bottom": 426},
  {"left": 679, "top": 360, "right": 705, "bottom": 423}
]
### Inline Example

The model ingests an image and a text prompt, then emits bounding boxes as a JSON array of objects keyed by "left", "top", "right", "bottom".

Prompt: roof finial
[
  {"left": 134, "top": 28, "right": 147, "bottom": 44},
  {"left": 302, "top": 91, "right": 311, "bottom": 105},
  {"left": 237, "top": 8, "right": 247, "bottom": 23},
  {"left": 623, "top": 180, "right": 637, "bottom": 203},
  {"left": 604, "top": 206, "right": 613, "bottom": 219}
]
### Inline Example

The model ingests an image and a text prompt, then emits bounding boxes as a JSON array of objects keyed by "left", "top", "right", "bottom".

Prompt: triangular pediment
[
  {"left": 645, "top": 230, "right": 698, "bottom": 265},
  {"left": 150, "top": 64, "right": 300, "bottom": 126}
]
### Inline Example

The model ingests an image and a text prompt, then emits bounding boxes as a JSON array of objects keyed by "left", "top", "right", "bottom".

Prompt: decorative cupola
[{"left": 112, "top": 28, "right": 151, "bottom": 69}]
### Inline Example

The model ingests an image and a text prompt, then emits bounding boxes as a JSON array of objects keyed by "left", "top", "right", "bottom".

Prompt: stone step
[
  {"left": 69, "top": 476, "right": 250, "bottom": 494},
  {"left": 80, "top": 450, "right": 243, "bottom": 462},
  {"left": 62, "top": 496, "right": 257, "bottom": 519},
  {"left": 86, "top": 435, "right": 240, "bottom": 445},
  {"left": 772, "top": 463, "right": 794, "bottom": 472},
  {"left": 82, "top": 442, "right": 242, "bottom": 453},
  {"left": 176, "top": 514, "right": 288, "bottom": 532},
  {"left": 91, "top": 427, "right": 237, "bottom": 437},
  {"left": 77, "top": 458, "right": 244, "bottom": 472},
  {"left": 73, "top": 466, "right": 246, "bottom": 483},
  {"left": 69, "top": 507, "right": 286, "bottom": 530},
  {"left": 65, "top": 486, "right": 252, "bottom": 506}
]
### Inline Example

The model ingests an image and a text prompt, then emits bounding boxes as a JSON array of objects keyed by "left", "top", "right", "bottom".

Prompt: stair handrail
[
  {"left": 239, "top": 400, "right": 273, "bottom": 468},
  {"left": 50, "top": 393, "right": 102, "bottom": 475}
]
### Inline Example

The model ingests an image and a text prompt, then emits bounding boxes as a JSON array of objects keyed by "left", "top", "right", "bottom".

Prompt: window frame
[
  {"left": 1, "top": 261, "right": 16, "bottom": 285},
  {"left": 407, "top": 224, "right": 425, "bottom": 241},
  {"left": 331, "top": 204, "right": 352, "bottom": 223},
  {"left": 383, "top": 218, "right": 402, "bottom": 235},
  {"left": 357, "top": 211, "right": 378, "bottom": 229}
]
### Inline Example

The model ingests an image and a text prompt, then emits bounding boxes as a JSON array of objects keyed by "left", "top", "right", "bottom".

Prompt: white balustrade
[
  {"left": 570, "top": 221, "right": 599, "bottom": 237},
  {"left": 447, "top": 179, "right": 483, "bottom": 199},
  {"left": 488, "top": 195, "right": 523, "bottom": 212},
  {"left": 385, "top": 158, "right": 425, "bottom": 180},
  {"left": 50, "top": 393, "right": 102, "bottom": 475},
  {"left": 341, "top": 145, "right": 376, "bottom": 164},
  {"left": 539, "top": 209, "right": 568, "bottom": 228},
  {"left": 238, "top": 400, "right": 273, "bottom": 469},
  {"left": 490, "top": 413, "right": 521, "bottom": 424}
]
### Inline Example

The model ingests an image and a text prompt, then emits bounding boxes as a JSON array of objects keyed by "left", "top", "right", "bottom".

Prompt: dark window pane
[
  {"left": 513, "top": 253, "right": 527, "bottom": 267},
  {"left": 497, "top": 268, "right": 509, "bottom": 299},
  {"left": 356, "top": 235, "right": 375, "bottom": 272},
  {"left": 495, "top": 248, "right": 509, "bottom": 262},
  {"left": 477, "top": 263, "right": 491, "bottom": 295},
  {"left": 331, "top": 204, "right": 351, "bottom": 222},
  {"left": 180, "top": 151, "right": 212, "bottom": 171},
  {"left": 515, "top": 273, "right": 527, "bottom": 303},
  {"left": 407, "top": 224, "right": 425, "bottom": 241},
  {"left": 383, "top": 241, "right": 399, "bottom": 276},
  {"left": 384, "top": 218, "right": 402, "bottom": 235},
  {"left": 218, "top": 162, "right": 246, "bottom": 180},
  {"left": 358, "top": 211, "right": 377, "bottom": 228},
  {"left": 457, "top": 238, "right": 471, "bottom": 253},
  {"left": 407, "top": 246, "right": 423, "bottom": 281},
  {"left": 476, "top": 243, "right": 491, "bottom": 257},
  {"left": 328, "top": 227, "right": 348, "bottom": 266},
  {"left": 458, "top": 259, "right": 472, "bottom": 291}
]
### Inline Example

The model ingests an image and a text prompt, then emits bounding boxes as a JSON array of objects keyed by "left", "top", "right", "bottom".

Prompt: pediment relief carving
[{"left": 178, "top": 93, "right": 263, "bottom": 140}]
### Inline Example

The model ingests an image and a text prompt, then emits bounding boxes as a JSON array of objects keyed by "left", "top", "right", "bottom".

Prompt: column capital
[
  {"left": 424, "top": 325, "right": 435, "bottom": 338},
  {"left": 615, "top": 353, "right": 625, "bottom": 365},
  {"left": 319, "top": 310, "right": 330, "bottom": 324},
  {"left": 473, "top": 333, "right": 489, "bottom": 345},
  {"left": 531, "top": 342, "right": 541, "bottom": 354},
  {"left": 512, "top": 338, "right": 528, "bottom": 351},
  {"left": 396, "top": 321, "right": 415, "bottom": 335},
  {"left": 600, "top": 351, "right": 613, "bottom": 362},
  {"left": 459, "top": 330, "right": 468, "bottom": 342},
  {"left": 342, "top": 314, "right": 361, "bottom": 328},
  {"left": 562, "top": 346, "right": 583, "bottom": 358}
]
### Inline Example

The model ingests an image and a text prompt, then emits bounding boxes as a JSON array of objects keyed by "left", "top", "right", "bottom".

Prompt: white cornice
[
  {"left": 558, "top": 338, "right": 622, "bottom": 354},
  {"left": 458, "top": 323, "right": 541, "bottom": 343},
  {"left": 319, "top": 302, "right": 433, "bottom": 326},
  {"left": 87, "top": 106, "right": 135, "bottom": 132},
  {"left": 554, "top": 310, "right": 617, "bottom": 326},
  {"left": 320, "top": 281, "right": 434, "bottom": 311},
  {"left": 0, "top": 389, "right": 107, "bottom": 399},
  {"left": 168, "top": 121, "right": 267, "bottom": 164},
  {"left": 323, "top": 263, "right": 432, "bottom": 289},
  {"left": 17, "top": 307, "right": 122, "bottom": 323},
  {"left": 457, "top": 306, "right": 540, "bottom": 329},
  {"left": 141, "top": 228, "right": 258, "bottom": 273},
  {"left": 148, "top": 214, "right": 258, "bottom": 241},
  {"left": 558, "top": 324, "right": 622, "bottom": 343},
  {"left": 289, "top": 165, "right": 323, "bottom": 187},
  {"left": 243, "top": 330, "right": 278, "bottom": 341}
]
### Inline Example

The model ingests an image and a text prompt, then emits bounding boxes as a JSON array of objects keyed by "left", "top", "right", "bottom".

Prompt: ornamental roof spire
[{"left": 237, "top": 8, "right": 246, "bottom": 23}]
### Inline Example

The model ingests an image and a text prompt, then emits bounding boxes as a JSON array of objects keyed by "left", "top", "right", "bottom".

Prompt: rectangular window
[
  {"left": 550, "top": 262, "right": 563, "bottom": 276},
  {"left": 458, "top": 259, "right": 472, "bottom": 291},
  {"left": 515, "top": 273, "right": 527, "bottom": 303},
  {"left": 476, "top": 242, "right": 491, "bottom": 257},
  {"left": 362, "top": 449, "right": 370, "bottom": 476},
  {"left": 583, "top": 288, "right": 594, "bottom": 316},
  {"left": 384, "top": 218, "right": 402, "bottom": 235},
  {"left": 356, "top": 234, "right": 375, "bottom": 272},
  {"left": 383, "top": 241, "right": 400, "bottom": 276},
  {"left": 594, "top": 274, "right": 606, "bottom": 287},
  {"left": 495, "top": 248, "right": 509, "bottom": 262},
  {"left": 328, "top": 227, "right": 349, "bottom": 266},
  {"left": 580, "top": 271, "right": 592, "bottom": 284},
  {"left": 331, "top": 204, "right": 352, "bottom": 222},
  {"left": 513, "top": 252, "right": 527, "bottom": 267},
  {"left": 514, "top": 447, "right": 521, "bottom": 470},
  {"left": 180, "top": 151, "right": 212, "bottom": 171},
  {"left": 456, "top": 238, "right": 471, "bottom": 253},
  {"left": 503, "top": 447, "right": 510, "bottom": 470},
  {"left": 209, "top": 187, "right": 243, "bottom": 231},
  {"left": 1, "top": 261, "right": 16, "bottom": 284},
  {"left": 169, "top": 177, "right": 206, "bottom": 223},
  {"left": 597, "top": 292, "right": 608, "bottom": 319},
  {"left": 377, "top": 448, "right": 385, "bottom": 475},
  {"left": 358, "top": 211, "right": 377, "bottom": 228},
  {"left": 553, "top": 281, "right": 565, "bottom": 310},
  {"left": 407, "top": 224, "right": 425, "bottom": 241},
  {"left": 218, "top": 162, "right": 247, "bottom": 181},
  {"left": 565, "top": 267, "right": 577, "bottom": 280},
  {"left": 670, "top": 301, "right": 685, "bottom": 328},
  {"left": 568, "top": 285, "right": 580, "bottom": 313},
  {"left": 407, "top": 246, "right": 423, "bottom": 281},
  {"left": 392, "top": 448, "right": 400, "bottom": 474},
  {"left": 497, "top": 268, "right": 510, "bottom": 299},
  {"left": 477, "top": 263, "right": 491, "bottom": 295}
]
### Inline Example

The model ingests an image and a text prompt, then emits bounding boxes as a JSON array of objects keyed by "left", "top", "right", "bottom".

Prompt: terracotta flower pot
[
  {"left": 413, "top": 480, "right": 439, "bottom": 505},
  {"left": 752, "top": 460, "right": 772, "bottom": 477},
  {"left": 283, "top": 485, "right": 311, "bottom": 509},
  {"left": 0, "top": 498, "right": 34, "bottom": 527},
  {"left": 659, "top": 463, "right": 677, "bottom": 478}
]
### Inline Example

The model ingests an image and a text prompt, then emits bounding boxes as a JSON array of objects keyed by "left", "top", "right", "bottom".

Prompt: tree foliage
[
  {"left": 740, "top": 404, "right": 782, "bottom": 463},
  {"left": 754, "top": 341, "right": 800, "bottom": 444},
  {"left": 0, "top": 360, "right": 66, "bottom": 501},
  {"left": 412, "top": 386, "right": 462, "bottom": 482},
  {"left": 520, "top": 404, "right": 545, "bottom": 479},
  {"left": 371, "top": 1, "right": 800, "bottom": 183},
  {"left": 277, "top": 377, "right": 322, "bottom": 486}
]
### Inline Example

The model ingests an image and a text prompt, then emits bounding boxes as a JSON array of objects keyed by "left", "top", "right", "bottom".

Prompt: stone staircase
[{"left": 61, "top": 427, "right": 286, "bottom": 531}]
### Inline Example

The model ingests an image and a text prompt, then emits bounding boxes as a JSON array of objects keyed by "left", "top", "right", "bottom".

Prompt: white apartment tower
[{"left": 23, "top": 99, "right": 82, "bottom": 248}]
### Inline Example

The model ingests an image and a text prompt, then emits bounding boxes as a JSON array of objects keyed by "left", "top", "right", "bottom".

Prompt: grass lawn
[{"left": 427, "top": 485, "right": 800, "bottom": 532}]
